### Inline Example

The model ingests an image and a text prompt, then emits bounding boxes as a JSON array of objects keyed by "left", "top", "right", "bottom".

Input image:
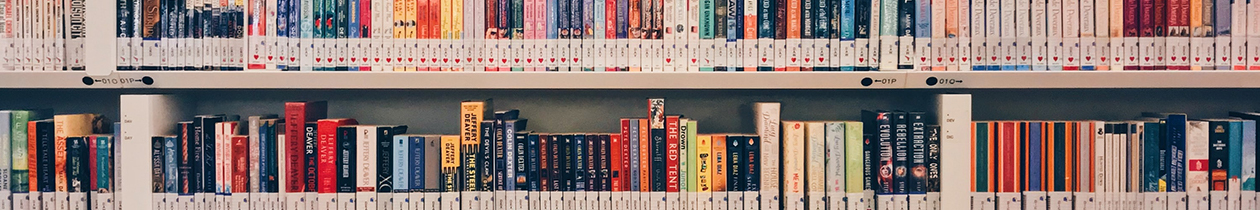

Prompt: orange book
[
  {"left": 639, "top": 118, "right": 650, "bottom": 191},
  {"left": 712, "top": 135, "right": 727, "bottom": 191},
  {"left": 54, "top": 114, "right": 96, "bottom": 192},
  {"left": 28, "top": 121, "right": 37, "bottom": 192}
]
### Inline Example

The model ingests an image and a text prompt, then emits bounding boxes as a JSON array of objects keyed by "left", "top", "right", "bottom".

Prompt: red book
[
  {"left": 232, "top": 135, "right": 250, "bottom": 193},
  {"left": 27, "top": 121, "right": 37, "bottom": 192},
  {"left": 88, "top": 136, "right": 98, "bottom": 192},
  {"left": 999, "top": 122, "right": 1017, "bottom": 193},
  {"left": 622, "top": 123, "right": 632, "bottom": 190},
  {"left": 609, "top": 132, "right": 624, "bottom": 192},
  {"left": 317, "top": 118, "right": 358, "bottom": 193},
  {"left": 615, "top": 119, "right": 630, "bottom": 191},
  {"left": 666, "top": 116, "right": 680, "bottom": 192},
  {"left": 1125, "top": 0, "right": 1142, "bottom": 70},
  {"left": 285, "top": 101, "right": 328, "bottom": 192},
  {"left": 1151, "top": 0, "right": 1167, "bottom": 70}
]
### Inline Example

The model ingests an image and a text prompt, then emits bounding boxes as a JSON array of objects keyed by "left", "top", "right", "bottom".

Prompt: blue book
[
  {"left": 1242, "top": 120, "right": 1256, "bottom": 191},
  {"left": 395, "top": 135, "right": 410, "bottom": 192},
  {"left": 629, "top": 119, "right": 640, "bottom": 191},
  {"left": 410, "top": 136, "right": 425, "bottom": 191},
  {"left": 1231, "top": 121, "right": 1244, "bottom": 189},
  {"left": 839, "top": 0, "right": 855, "bottom": 71},
  {"left": 95, "top": 135, "right": 113, "bottom": 193},
  {"left": 1144, "top": 122, "right": 1162, "bottom": 192},
  {"left": 527, "top": 134, "right": 540, "bottom": 191},
  {"left": 346, "top": 0, "right": 359, "bottom": 71},
  {"left": 1165, "top": 114, "right": 1187, "bottom": 192},
  {"left": 164, "top": 136, "right": 179, "bottom": 193},
  {"left": 257, "top": 121, "right": 270, "bottom": 192},
  {"left": 573, "top": 134, "right": 586, "bottom": 191},
  {"left": 1028, "top": 122, "right": 1042, "bottom": 192}
]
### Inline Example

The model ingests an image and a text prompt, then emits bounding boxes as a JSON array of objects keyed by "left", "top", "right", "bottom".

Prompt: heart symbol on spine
[
  {"left": 550, "top": 58, "right": 556, "bottom": 62},
  {"left": 455, "top": 59, "right": 460, "bottom": 63},
  {"left": 1255, "top": 57, "right": 1259, "bottom": 62},
  {"left": 791, "top": 58, "right": 797, "bottom": 62},
  {"left": 949, "top": 58, "right": 955, "bottom": 62},
  {"left": 1114, "top": 57, "right": 1120, "bottom": 61},
  {"left": 1085, "top": 56, "right": 1091, "bottom": 61},
  {"left": 351, "top": 58, "right": 357, "bottom": 62},
  {"left": 561, "top": 58, "right": 567, "bottom": 62},
  {"left": 1238, "top": 57, "right": 1245, "bottom": 61},
  {"left": 574, "top": 58, "right": 580, "bottom": 62},
  {"left": 1068, "top": 57, "right": 1074, "bottom": 62},
  {"left": 339, "top": 58, "right": 345, "bottom": 62},
  {"left": 858, "top": 58, "right": 864, "bottom": 62},
  {"left": 1053, "top": 57, "right": 1059, "bottom": 61},
  {"left": 805, "top": 58, "right": 811, "bottom": 62},
  {"left": 502, "top": 59, "right": 508, "bottom": 63},
  {"left": 666, "top": 58, "right": 672, "bottom": 63},
  {"left": 408, "top": 58, "right": 414, "bottom": 62},
  {"left": 1223, "top": 57, "right": 1229, "bottom": 61},
  {"left": 254, "top": 55, "right": 260, "bottom": 59},
  {"left": 515, "top": 59, "right": 520, "bottom": 63},
  {"left": 920, "top": 57, "right": 926, "bottom": 62},
  {"left": 1180, "top": 57, "right": 1187, "bottom": 61},
  {"left": 268, "top": 56, "right": 273, "bottom": 60},
  {"left": 386, "top": 58, "right": 392, "bottom": 62},
  {"left": 1208, "top": 57, "right": 1213, "bottom": 61},
  {"left": 819, "top": 58, "right": 825, "bottom": 62},
  {"left": 1144, "top": 57, "right": 1150, "bottom": 61},
  {"left": 1005, "top": 56, "right": 1011, "bottom": 61},
  {"left": 443, "top": 58, "right": 449, "bottom": 63},
  {"left": 1020, "top": 56, "right": 1027, "bottom": 61},
  {"left": 1037, "top": 57, "right": 1044, "bottom": 61},
  {"left": 1156, "top": 57, "right": 1162, "bottom": 61},
  {"left": 290, "top": 58, "right": 296, "bottom": 62},
  {"left": 937, "top": 58, "right": 943, "bottom": 62},
  {"left": 1129, "top": 57, "right": 1135, "bottom": 61},
  {"left": 961, "top": 57, "right": 968, "bottom": 62}
]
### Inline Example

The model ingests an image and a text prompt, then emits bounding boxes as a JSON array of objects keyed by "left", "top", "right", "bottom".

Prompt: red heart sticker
[
  {"left": 550, "top": 58, "right": 556, "bottom": 62},
  {"left": 949, "top": 58, "right": 955, "bottom": 62},
  {"left": 920, "top": 57, "right": 926, "bottom": 62},
  {"left": 1238, "top": 57, "right": 1244, "bottom": 61},
  {"left": 443, "top": 58, "right": 449, "bottom": 63},
  {"left": 1223, "top": 57, "right": 1229, "bottom": 61},
  {"left": 819, "top": 57, "right": 825, "bottom": 62},
  {"left": 316, "top": 58, "right": 323, "bottom": 62},
  {"left": 1208, "top": 57, "right": 1213, "bottom": 61},
  {"left": 514, "top": 59, "right": 520, "bottom": 63},
  {"left": 290, "top": 57, "right": 296, "bottom": 62},
  {"left": 1085, "top": 56, "right": 1091, "bottom": 61},
  {"left": 1037, "top": 57, "right": 1044, "bottom": 61},
  {"left": 1144, "top": 57, "right": 1150, "bottom": 61},
  {"left": 1068, "top": 57, "right": 1074, "bottom": 62},
  {"left": 1005, "top": 56, "right": 1011, "bottom": 61},
  {"left": 1129, "top": 57, "right": 1136, "bottom": 61},
  {"left": 936, "top": 58, "right": 942, "bottom": 62},
  {"left": 1254, "top": 57, "right": 1259, "bottom": 61},
  {"left": 351, "top": 58, "right": 357, "bottom": 62},
  {"left": 455, "top": 59, "right": 460, "bottom": 63},
  {"left": 268, "top": 56, "right": 273, "bottom": 60},
  {"left": 339, "top": 58, "right": 345, "bottom": 62},
  {"left": 1020, "top": 56, "right": 1027, "bottom": 61},
  {"left": 408, "top": 58, "right": 414, "bottom": 62},
  {"left": 386, "top": 58, "right": 392, "bottom": 62},
  {"left": 805, "top": 58, "right": 811, "bottom": 62},
  {"left": 859, "top": 58, "right": 864, "bottom": 62},
  {"left": 1114, "top": 57, "right": 1120, "bottom": 61},
  {"left": 1053, "top": 57, "right": 1059, "bottom": 61},
  {"left": 527, "top": 59, "right": 533, "bottom": 63},
  {"left": 574, "top": 58, "right": 579, "bottom": 62},
  {"left": 254, "top": 55, "right": 260, "bottom": 59},
  {"left": 666, "top": 58, "right": 672, "bottom": 63},
  {"left": 989, "top": 56, "right": 996, "bottom": 61},
  {"left": 961, "top": 57, "right": 968, "bottom": 62},
  {"left": 791, "top": 58, "right": 797, "bottom": 62}
]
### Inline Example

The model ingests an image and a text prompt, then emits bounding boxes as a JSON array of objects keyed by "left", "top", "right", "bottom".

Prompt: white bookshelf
[{"left": 18, "top": 70, "right": 1260, "bottom": 89}]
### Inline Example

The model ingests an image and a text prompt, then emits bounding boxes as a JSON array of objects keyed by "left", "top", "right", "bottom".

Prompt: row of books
[
  {"left": 970, "top": 112, "right": 1260, "bottom": 209},
  {"left": 0, "top": 111, "right": 121, "bottom": 210},
  {"left": 5, "top": 0, "right": 1259, "bottom": 71},
  {"left": 143, "top": 100, "right": 951, "bottom": 210}
]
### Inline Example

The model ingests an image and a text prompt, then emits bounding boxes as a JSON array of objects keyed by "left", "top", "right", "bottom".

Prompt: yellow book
[
  {"left": 451, "top": 0, "right": 464, "bottom": 71},
  {"left": 640, "top": 118, "right": 651, "bottom": 192},
  {"left": 440, "top": 135, "right": 461, "bottom": 192},
  {"left": 53, "top": 113, "right": 96, "bottom": 192},
  {"left": 459, "top": 100, "right": 492, "bottom": 191},
  {"left": 697, "top": 135, "right": 712, "bottom": 192},
  {"left": 405, "top": 0, "right": 418, "bottom": 71},
  {"left": 394, "top": 0, "right": 406, "bottom": 71}
]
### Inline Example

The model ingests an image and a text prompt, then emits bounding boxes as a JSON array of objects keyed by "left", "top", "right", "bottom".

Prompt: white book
[
  {"left": 1030, "top": 0, "right": 1047, "bottom": 70},
  {"left": 754, "top": 102, "right": 781, "bottom": 210},
  {"left": 1024, "top": 192, "right": 1047, "bottom": 210},
  {"left": 914, "top": 37, "right": 932, "bottom": 71}
]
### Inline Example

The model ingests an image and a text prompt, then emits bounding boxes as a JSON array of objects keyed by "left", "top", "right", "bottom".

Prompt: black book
[
  {"left": 194, "top": 115, "right": 223, "bottom": 193},
  {"left": 599, "top": 134, "right": 611, "bottom": 192},
  {"left": 36, "top": 120, "right": 53, "bottom": 192},
  {"left": 745, "top": 136, "right": 760, "bottom": 191},
  {"left": 650, "top": 127, "right": 666, "bottom": 191},
  {"left": 68, "top": 137, "right": 88, "bottom": 193},
  {"left": 574, "top": 134, "right": 587, "bottom": 191},
  {"left": 892, "top": 111, "right": 909, "bottom": 193},
  {"left": 560, "top": 134, "right": 572, "bottom": 191},
  {"left": 549, "top": 134, "right": 562, "bottom": 191},
  {"left": 527, "top": 133, "right": 540, "bottom": 191},
  {"left": 1208, "top": 120, "right": 1230, "bottom": 191},
  {"left": 515, "top": 132, "right": 531, "bottom": 191},
  {"left": 336, "top": 126, "right": 357, "bottom": 193},
  {"left": 152, "top": 136, "right": 165, "bottom": 193},
  {"left": 861, "top": 110, "right": 891, "bottom": 193},
  {"left": 494, "top": 118, "right": 507, "bottom": 191},
  {"left": 479, "top": 120, "right": 495, "bottom": 191},
  {"left": 304, "top": 122, "right": 319, "bottom": 193},
  {"left": 377, "top": 126, "right": 407, "bottom": 192},
  {"left": 727, "top": 135, "right": 745, "bottom": 191},
  {"left": 908, "top": 112, "right": 927, "bottom": 193},
  {"left": 926, "top": 125, "right": 940, "bottom": 193}
]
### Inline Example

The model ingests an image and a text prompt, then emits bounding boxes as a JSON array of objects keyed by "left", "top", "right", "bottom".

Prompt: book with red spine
[
  {"left": 233, "top": 135, "right": 249, "bottom": 193},
  {"left": 998, "top": 121, "right": 1017, "bottom": 193},
  {"left": 614, "top": 120, "right": 628, "bottom": 191},
  {"left": 317, "top": 119, "right": 359, "bottom": 193},
  {"left": 1125, "top": 0, "right": 1143, "bottom": 70},
  {"left": 285, "top": 101, "right": 328, "bottom": 193},
  {"left": 1140, "top": 0, "right": 1155, "bottom": 70},
  {"left": 666, "top": 116, "right": 680, "bottom": 192},
  {"left": 1152, "top": 0, "right": 1168, "bottom": 70}
]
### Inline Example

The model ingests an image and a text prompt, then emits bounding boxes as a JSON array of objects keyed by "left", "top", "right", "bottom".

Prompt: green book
[
  {"left": 844, "top": 121, "right": 863, "bottom": 193},
  {"left": 685, "top": 120, "right": 698, "bottom": 192}
]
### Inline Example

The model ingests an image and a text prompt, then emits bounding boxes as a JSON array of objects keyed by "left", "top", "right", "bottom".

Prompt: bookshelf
[{"left": 11, "top": 70, "right": 1258, "bottom": 89}]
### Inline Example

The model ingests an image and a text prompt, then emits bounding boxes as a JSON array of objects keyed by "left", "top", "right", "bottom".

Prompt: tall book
[
  {"left": 755, "top": 102, "right": 781, "bottom": 210},
  {"left": 285, "top": 101, "right": 327, "bottom": 193},
  {"left": 649, "top": 98, "right": 665, "bottom": 191},
  {"left": 461, "top": 100, "right": 493, "bottom": 191},
  {"left": 666, "top": 116, "right": 681, "bottom": 192},
  {"left": 782, "top": 122, "right": 805, "bottom": 210},
  {"left": 318, "top": 119, "right": 359, "bottom": 193}
]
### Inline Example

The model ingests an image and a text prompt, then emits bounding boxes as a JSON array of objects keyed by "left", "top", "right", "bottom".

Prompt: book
[
  {"left": 285, "top": 101, "right": 327, "bottom": 193},
  {"left": 318, "top": 119, "right": 359, "bottom": 194},
  {"left": 754, "top": 102, "right": 780, "bottom": 210}
]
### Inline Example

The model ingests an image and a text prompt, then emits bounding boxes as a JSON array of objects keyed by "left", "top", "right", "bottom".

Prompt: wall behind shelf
[
  {"left": 0, "top": 90, "right": 121, "bottom": 120},
  {"left": 171, "top": 89, "right": 941, "bottom": 134}
]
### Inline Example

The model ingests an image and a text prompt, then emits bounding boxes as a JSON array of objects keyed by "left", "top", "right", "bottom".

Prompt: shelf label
[
  {"left": 860, "top": 77, "right": 900, "bottom": 87},
  {"left": 82, "top": 76, "right": 153, "bottom": 86},
  {"left": 924, "top": 76, "right": 964, "bottom": 87}
]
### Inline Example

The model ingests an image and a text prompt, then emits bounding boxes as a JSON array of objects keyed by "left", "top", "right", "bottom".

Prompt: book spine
[
  {"left": 682, "top": 121, "right": 695, "bottom": 192},
  {"left": 1188, "top": 121, "right": 1209, "bottom": 192},
  {"left": 357, "top": 126, "right": 377, "bottom": 192},
  {"left": 973, "top": 122, "right": 991, "bottom": 193},
  {"left": 1210, "top": 121, "right": 1229, "bottom": 191},
  {"left": 409, "top": 136, "right": 424, "bottom": 190},
  {"left": 926, "top": 126, "right": 940, "bottom": 192},
  {"left": 527, "top": 134, "right": 540, "bottom": 191},
  {"left": 515, "top": 132, "right": 529, "bottom": 190},
  {"left": 10, "top": 111, "right": 28, "bottom": 193},
  {"left": 460, "top": 101, "right": 486, "bottom": 191},
  {"left": 617, "top": 120, "right": 629, "bottom": 191},
  {"left": 575, "top": 134, "right": 587, "bottom": 191},
  {"left": 494, "top": 120, "right": 506, "bottom": 191},
  {"left": 898, "top": 0, "right": 914, "bottom": 71},
  {"left": 892, "top": 112, "right": 909, "bottom": 193},
  {"left": 844, "top": 122, "right": 863, "bottom": 193},
  {"left": 754, "top": 102, "right": 780, "bottom": 210},
  {"left": 1028, "top": 122, "right": 1043, "bottom": 192},
  {"left": 163, "top": 136, "right": 178, "bottom": 193},
  {"left": 153, "top": 136, "right": 165, "bottom": 193},
  {"left": 377, "top": 127, "right": 396, "bottom": 192},
  {"left": 781, "top": 123, "right": 802, "bottom": 198},
  {"left": 666, "top": 116, "right": 680, "bottom": 192},
  {"left": 747, "top": 134, "right": 760, "bottom": 192},
  {"left": 1168, "top": 115, "right": 1186, "bottom": 191},
  {"left": 968, "top": 0, "right": 984, "bottom": 71},
  {"left": 68, "top": 137, "right": 85, "bottom": 193},
  {"left": 909, "top": 113, "right": 927, "bottom": 193},
  {"left": 318, "top": 120, "right": 347, "bottom": 193},
  {"left": 336, "top": 127, "right": 356, "bottom": 193},
  {"left": 714, "top": 135, "right": 729, "bottom": 192},
  {"left": 440, "top": 135, "right": 459, "bottom": 192},
  {"left": 629, "top": 119, "right": 640, "bottom": 191},
  {"left": 232, "top": 135, "right": 249, "bottom": 193},
  {"left": 698, "top": 135, "right": 711, "bottom": 192}
]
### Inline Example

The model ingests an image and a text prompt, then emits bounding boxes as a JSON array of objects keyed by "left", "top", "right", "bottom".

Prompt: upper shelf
[{"left": 8, "top": 71, "right": 1260, "bottom": 89}]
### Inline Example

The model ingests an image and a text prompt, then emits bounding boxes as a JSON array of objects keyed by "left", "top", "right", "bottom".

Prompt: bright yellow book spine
[
  {"left": 697, "top": 135, "right": 712, "bottom": 192},
  {"left": 406, "top": 0, "right": 418, "bottom": 71},
  {"left": 441, "top": 135, "right": 461, "bottom": 192},
  {"left": 712, "top": 135, "right": 727, "bottom": 191},
  {"left": 441, "top": 0, "right": 453, "bottom": 71}
]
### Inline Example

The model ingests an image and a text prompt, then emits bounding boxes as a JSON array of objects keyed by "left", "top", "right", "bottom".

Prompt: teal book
[
  {"left": 1143, "top": 122, "right": 1162, "bottom": 192},
  {"left": 1231, "top": 120, "right": 1243, "bottom": 190},
  {"left": 1241, "top": 120, "right": 1255, "bottom": 191}
]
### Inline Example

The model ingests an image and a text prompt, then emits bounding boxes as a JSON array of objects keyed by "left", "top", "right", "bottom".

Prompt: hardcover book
[{"left": 285, "top": 101, "right": 327, "bottom": 193}]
